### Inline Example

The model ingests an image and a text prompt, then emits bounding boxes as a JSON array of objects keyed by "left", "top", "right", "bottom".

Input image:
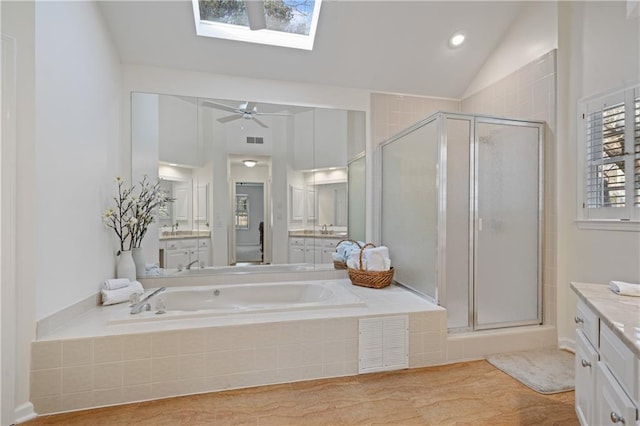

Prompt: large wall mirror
[{"left": 131, "top": 92, "right": 366, "bottom": 277}]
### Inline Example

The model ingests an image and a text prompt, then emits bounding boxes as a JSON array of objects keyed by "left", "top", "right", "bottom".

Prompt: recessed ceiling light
[
  {"left": 449, "top": 32, "right": 465, "bottom": 48},
  {"left": 243, "top": 160, "right": 258, "bottom": 168}
]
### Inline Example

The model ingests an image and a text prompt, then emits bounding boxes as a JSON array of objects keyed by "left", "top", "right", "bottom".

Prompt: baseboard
[
  {"left": 14, "top": 401, "right": 36, "bottom": 424},
  {"left": 558, "top": 337, "right": 575, "bottom": 353}
]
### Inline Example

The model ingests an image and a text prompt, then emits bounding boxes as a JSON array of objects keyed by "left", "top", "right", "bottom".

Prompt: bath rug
[{"left": 486, "top": 348, "right": 574, "bottom": 394}]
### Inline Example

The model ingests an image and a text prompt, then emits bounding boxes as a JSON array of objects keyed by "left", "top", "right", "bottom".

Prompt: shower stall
[{"left": 380, "top": 112, "right": 543, "bottom": 331}]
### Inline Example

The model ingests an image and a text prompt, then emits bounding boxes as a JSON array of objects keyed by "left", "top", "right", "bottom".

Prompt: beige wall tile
[
  {"left": 205, "top": 350, "right": 233, "bottom": 377},
  {"left": 93, "top": 336, "right": 123, "bottom": 364},
  {"left": 60, "top": 391, "right": 93, "bottom": 412},
  {"left": 231, "top": 349, "right": 255, "bottom": 374},
  {"left": 151, "top": 331, "right": 180, "bottom": 357},
  {"left": 122, "top": 384, "right": 152, "bottom": 403},
  {"left": 254, "top": 346, "right": 278, "bottom": 371},
  {"left": 278, "top": 344, "right": 301, "bottom": 369},
  {"left": 31, "top": 395, "right": 62, "bottom": 415},
  {"left": 93, "top": 362, "right": 123, "bottom": 390},
  {"left": 31, "top": 368, "right": 62, "bottom": 398},
  {"left": 62, "top": 338, "right": 93, "bottom": 367},
  {"left": 123, "top": 359, "right": 151, "bottom": 386},
  {"left": 62, "top": 365, "right": 93, "bottom": 394},
  {"left": 299, "top": 342, "right": 323, "bottom": 366},
  {"left": 93, "top": 387, "right": 125, "bottom": 407},
  {"left": 31, "top": 341, "right": 62, "bottom": 370},
  {"left": 150, "top": 381, "right": 181, "bottom": 399},
  {"left": 252, "top": 324, "right": 279, "bottom": 348},
  {"left": 179, "top": 329, "right": 206, "bottom": 354},
  {"left": 204, "top": 326, "right": 234, "bottom": 352},
  {"left": 123, "top": 334, "right": 151, "bottom": 360},
  {"left": 151, "top": 356, "right": 180, "bottom": 383},
  {"left": 180, "top": 353, "right": 205, "bottom": 379}
]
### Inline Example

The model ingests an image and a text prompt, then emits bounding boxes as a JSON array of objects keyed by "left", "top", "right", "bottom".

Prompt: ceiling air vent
[{"left": 246, "top": 136, "right": 264, "bottom": 144}]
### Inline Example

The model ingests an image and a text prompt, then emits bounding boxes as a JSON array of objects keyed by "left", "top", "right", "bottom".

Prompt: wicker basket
[
  {"left": 347, "top": 243, "right": 394, "bottom": 289},
  {"left": 333, "top": 239, "right": 361, "bottom": 270}
]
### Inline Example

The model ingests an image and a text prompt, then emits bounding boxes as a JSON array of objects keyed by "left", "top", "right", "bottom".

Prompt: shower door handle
[{"left": 478, "top": 218, "right": 483, "bottom": 232}]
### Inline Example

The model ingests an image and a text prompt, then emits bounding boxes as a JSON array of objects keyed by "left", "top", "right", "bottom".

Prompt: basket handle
[
  {"left": 357, "top": 243, "right": 377, "bottom": 271},
  {"left": 335, "top": 239, "right": 363, "bottom": 251}
]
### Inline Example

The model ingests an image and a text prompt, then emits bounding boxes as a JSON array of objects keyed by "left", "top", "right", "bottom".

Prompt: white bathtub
[{"left": 110, "top": 280, "right": 365, "bottom": 324}]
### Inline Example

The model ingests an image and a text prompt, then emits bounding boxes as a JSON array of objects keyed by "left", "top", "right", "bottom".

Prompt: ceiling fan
[{"left": 202, "top": 100, "right": 291, "bottom": 128}]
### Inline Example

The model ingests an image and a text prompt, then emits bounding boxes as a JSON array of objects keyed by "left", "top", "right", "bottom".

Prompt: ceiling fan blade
[
  {"left": 245, "top": 1, "right": 266, "bottom": 31},
  {"left": 245, "top": 101, "right": 257, "bottom": 112},
  {"left": 217, "top": 114, "right": 242, "bottom": 123},
  {"left": 202, "top": 100, "right": 240, "bottom": 114},
  {"left": 254, "top": 112, "right": 293, "bottom": 117},
  {"left": 251, "top": 117, "right": 269, "bottom": 128}
]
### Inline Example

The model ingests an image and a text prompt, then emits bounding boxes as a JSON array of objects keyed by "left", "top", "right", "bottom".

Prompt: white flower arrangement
[{"left": 104, "top": 176, "right": 172, "bottom": 252}]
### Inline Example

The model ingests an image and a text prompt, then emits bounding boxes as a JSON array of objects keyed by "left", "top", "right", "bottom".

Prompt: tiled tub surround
[{"left": 30, "top": 279, "right": 446, "bottom": 415}]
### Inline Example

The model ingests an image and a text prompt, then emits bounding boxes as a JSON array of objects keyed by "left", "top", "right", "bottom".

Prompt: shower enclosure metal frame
[{"left": 379, "top": 111, "right": 544, "bottom": 332}]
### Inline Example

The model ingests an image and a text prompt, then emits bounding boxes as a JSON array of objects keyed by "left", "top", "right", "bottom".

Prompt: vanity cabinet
[
  {"left": 573, "top": 292, "right": 639, "bottom": 426},
  {"left": 288, "top": 237, "right": 340, "bottom": 264},
  {"left": 163, "top": 238, "right": 209, "bottom": 269}
]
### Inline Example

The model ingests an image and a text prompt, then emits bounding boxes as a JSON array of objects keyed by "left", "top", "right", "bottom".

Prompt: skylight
[{"left": 192, "top": 0, "right": 322, "bottom": 50}]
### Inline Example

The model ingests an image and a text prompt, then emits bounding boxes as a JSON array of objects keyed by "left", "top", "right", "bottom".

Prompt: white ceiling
[{"left": 98, "top": 1, "right": 524, "bottom": 99}]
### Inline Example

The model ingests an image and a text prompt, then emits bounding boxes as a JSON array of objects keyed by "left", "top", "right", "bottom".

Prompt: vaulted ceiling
[{"left": 98, "top": 1, "right": 524, "bottom": 99}]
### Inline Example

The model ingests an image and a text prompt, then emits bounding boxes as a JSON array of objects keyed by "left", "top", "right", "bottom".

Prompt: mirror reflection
[{"left": 131, "top": 92, "right": 366, "bottom": 277}]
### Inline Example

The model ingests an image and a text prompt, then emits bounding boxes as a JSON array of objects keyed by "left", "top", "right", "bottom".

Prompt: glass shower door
[{"left": 474, "top": 119, "right": 542, "bottom": 329}]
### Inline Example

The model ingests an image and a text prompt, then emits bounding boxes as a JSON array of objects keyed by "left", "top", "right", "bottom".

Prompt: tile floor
[{"left": 25, "top": 360, "right": 577, "bottom": 425}]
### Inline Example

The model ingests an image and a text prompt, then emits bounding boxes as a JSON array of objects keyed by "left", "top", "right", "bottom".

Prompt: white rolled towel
[
  {"left": 101, "top": 281, "right": 144, "bottom": 306},
  {"left": 102, "top": 278, "right": 130, "bottom": 290},
  {"left": 609, "top": 280, "right": 640, "bottom": 297},
  {"left": 364, "top": 246, "right": 391, "bottom": 271}
]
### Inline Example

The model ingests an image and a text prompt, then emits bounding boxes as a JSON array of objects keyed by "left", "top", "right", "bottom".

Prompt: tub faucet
[
  {"left": 186, "top": 259, "right": 199, "bottom": 270},
  {"left": 131, "top": 287, "right": 166, "bottom": 314}
]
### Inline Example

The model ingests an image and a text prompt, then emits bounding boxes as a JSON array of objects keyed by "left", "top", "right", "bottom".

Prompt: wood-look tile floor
[{"left": 26, "top": 360, "right": 578, "bottom": 425}]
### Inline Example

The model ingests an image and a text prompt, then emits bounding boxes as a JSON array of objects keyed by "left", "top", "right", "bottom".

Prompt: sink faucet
[
  {"left": 186, "top": 259, "right": 199, "bottom": 270},
  {"left": 321, "top": 224, "right": 328, "bottom": 234},
  {"left": 131, "top": 287, "right": 166, "bottom": 314}
]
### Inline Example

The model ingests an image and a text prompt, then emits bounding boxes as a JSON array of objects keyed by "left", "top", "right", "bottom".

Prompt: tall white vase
[
  {"left": 132, "top": 247, "right": 146, "bottom": 278},
  {"left": 116, "top": 250, "right": 136, "bottom": 281}
]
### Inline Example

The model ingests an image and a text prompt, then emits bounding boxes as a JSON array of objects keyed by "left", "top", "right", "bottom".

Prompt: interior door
[{"left": 473, "top": 119, "right": 542, "bottom": 330}]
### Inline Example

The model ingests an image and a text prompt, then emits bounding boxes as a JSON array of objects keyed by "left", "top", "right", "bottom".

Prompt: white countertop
[{"left": 571, "top": 281, "right": 640, "bottom": 357}]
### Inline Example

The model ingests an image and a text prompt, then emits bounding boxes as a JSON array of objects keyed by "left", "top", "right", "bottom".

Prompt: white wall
[
  {"left": 556, "top": 1, "right": 640, "bottom": 346},
  {"left": 463, "top": 1, "right": 558, "bottom": 98},
  {"left": 34, "top": 2, "right": 122, "bottom": 321}
]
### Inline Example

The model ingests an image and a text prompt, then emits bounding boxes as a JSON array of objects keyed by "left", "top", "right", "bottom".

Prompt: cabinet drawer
[
  {"left": 165, "top": 241, "right": 180, "bottom": 250},
  {"left": 600, "top": 325, "right": 639, "bottom": 403},
  {"left": 198, "top": 239, "right": 209, "bottom": 248},
  {"left": 596, "top": 362, "right": 638, "bottom": 425},
  {"left": 576, "top": 299, "right": 599, "bottom": 347},
  {"left": 322, "top": 238, "right": 340, "bottom": 248},
  {"left": 289, "top": 237, "right": 305, "bottom": 246},
  {"left": 180, "top": 239, "right": 198, "bottom": 248}
]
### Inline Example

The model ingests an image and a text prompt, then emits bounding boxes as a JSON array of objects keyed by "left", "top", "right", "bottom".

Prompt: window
[
  {"left": 580, "top": 85, "right": 640, "bottom": 223},
  {"left": 192, "top": 0, "right": 322, "bottom": 50},
  {"left": 235, "top": 194, "right": 250, "bottom": 229}
]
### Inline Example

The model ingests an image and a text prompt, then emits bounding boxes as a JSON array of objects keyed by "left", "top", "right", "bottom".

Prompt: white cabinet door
[
  {"left": 289, "top": 246, "right": 305, "bottom": 264},
  {"left": 575, "top": 330, "right": 598, "bottom": 426},
  {"left": 595, "top": 362, "right": 637, "bottom": 426},
  {"left": 165, "top": 249, "right": 189, "bottom": 269}
]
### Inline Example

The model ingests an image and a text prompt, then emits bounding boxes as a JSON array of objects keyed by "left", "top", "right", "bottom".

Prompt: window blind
[
  {"left": 585, "top": 102, "right": 626, "bottom": 208},
  {"left": 634, "top": 97, "right": 640, "bottom": 206}
]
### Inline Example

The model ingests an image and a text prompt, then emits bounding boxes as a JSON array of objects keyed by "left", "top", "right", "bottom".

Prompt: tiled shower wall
[
  {"left": 30, "top": 311, "right": 447, "bottom": 415},
  {"left": 371, "top": 50, "right": 558, "bottom": 327}
]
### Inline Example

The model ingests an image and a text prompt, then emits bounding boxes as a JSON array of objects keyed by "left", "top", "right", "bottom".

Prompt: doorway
[{"left": 234, "top": 182, "right": 264, "bottom": 264}]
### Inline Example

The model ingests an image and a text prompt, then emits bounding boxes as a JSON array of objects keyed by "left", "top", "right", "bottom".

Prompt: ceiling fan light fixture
[{"left": 243, "top": 160, "right": 258, "bottom": 168}]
